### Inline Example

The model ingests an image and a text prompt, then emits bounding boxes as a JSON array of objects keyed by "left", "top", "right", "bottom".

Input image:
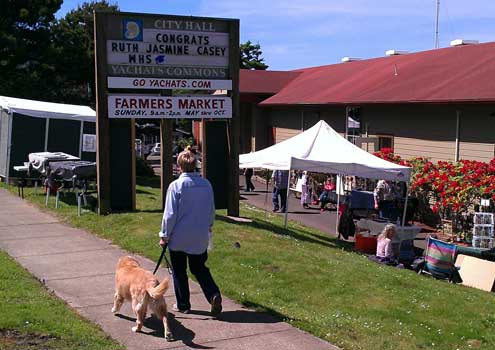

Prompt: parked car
[
  {"left": 148, "top": 142, "right": 187, "bottom": 159},
  {"left": 150, "top": 142, "right": 161, "bottom": 155}
]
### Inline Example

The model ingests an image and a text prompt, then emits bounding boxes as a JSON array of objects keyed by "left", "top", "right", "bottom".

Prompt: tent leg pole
[
  {"left": 401, "top": 182, "right": 410, "bottom": 226},
  {"left": 284, "top": 169, "right": 291, "bottom": 229},
  {"left": 264, "top": 173, "right": 269, "bottom": 220},
  {"left": 335, "top": 175, "right": 341, "bottom": 238},
  {"left": 45, "top": 187, "right": 50, "bottom": 207}
]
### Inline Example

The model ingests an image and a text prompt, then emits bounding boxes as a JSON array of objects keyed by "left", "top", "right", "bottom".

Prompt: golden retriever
[{"left": 112, "top": 256, "right": 173, "bottom": 341}]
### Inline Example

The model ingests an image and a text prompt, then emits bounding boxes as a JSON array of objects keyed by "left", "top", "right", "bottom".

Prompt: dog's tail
[{"left": 147, "top": 277, "right": 170, "bottom": 299}]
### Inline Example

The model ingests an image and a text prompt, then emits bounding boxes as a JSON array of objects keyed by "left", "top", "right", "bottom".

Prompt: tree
[
  {"left": 0, "top": 0, "right": 63, "bottom": 100},
  {"left": 240, "top": 40, "right": 268, "bottom": 70},
  {"left": 51, "top": 1, "right": 119, "bottom": 107}
]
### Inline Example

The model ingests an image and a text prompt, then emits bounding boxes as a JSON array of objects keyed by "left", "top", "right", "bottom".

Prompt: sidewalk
[{"left": 0, "top": 188, "right": 338, "bottom": 350}]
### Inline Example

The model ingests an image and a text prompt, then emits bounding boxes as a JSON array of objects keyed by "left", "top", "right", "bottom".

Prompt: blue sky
[{"left": 57, "top": 0, "right": 495, "bottom": 70}]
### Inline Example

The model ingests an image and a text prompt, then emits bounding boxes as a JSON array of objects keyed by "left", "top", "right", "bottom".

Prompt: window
[{"left": 377, "top": 135, "right": 394, "bottom": 151}]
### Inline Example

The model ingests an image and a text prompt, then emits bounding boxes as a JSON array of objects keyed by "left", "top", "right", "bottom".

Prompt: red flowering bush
[
  {"left": 373, "top": 149, "right": 495, "bottom": 225},
  {"left": 373, "top": 148, "right": 411, "bottom": 167}
]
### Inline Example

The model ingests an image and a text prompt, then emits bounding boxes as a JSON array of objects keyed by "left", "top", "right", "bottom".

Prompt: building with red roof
[{"left": 239, "top": 41, "right": 495, "bottom": 162}]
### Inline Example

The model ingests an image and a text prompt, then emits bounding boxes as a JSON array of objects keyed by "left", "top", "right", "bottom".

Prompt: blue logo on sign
[
  {"left": 123, "top": 19, "right": 143, "bottom": 41},
  {"left": 155, "top": 55, "right": 165, "bottom": 64}
]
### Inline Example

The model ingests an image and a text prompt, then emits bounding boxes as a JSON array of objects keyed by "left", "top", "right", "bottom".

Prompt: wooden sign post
[{"left": 94, "top": 11, "right": 239, "bottom": 215}]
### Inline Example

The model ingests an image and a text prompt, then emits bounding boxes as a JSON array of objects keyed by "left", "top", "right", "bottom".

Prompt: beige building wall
[
  {"left": 394, "top": 137, "right": 456, "bottom": 162},
  {"left": 459, "top": 142, "right": 495, "bottom": 162},
  {"left": 251, "top": 103, "right": 495, "bottom": 163},
  {"left": 362, "top": 104, "right": 495, "bottom": 162},
  {"left": 358, "top": 137, "right": 494, "bottom": 163},
  {"left": 269, "top": 106, "right": 347, "bottom": 143},
  {"left": 274, "top": 127, "right": 301, "bottom": 143}
]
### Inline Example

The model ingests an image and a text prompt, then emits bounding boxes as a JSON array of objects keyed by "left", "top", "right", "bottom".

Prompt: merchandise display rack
[{"left": 472, "top": 212, "right": 494, "bottom": 249}]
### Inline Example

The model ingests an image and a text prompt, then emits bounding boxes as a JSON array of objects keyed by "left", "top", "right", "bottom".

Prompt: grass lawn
[
  {"left": 3, "top": 178, "right": 495, "bottom": 350},
  {"left": 0, "top": 250, "right": 123, "bottom": 350}
]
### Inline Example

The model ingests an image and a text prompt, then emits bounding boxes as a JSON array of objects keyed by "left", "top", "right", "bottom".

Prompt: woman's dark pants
[{"left": 169, "top": 249, "right": 221, "bottom": 311}]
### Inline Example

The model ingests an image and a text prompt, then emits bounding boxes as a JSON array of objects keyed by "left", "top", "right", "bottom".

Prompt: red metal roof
[
  {"left": 257, "top": 42, "right": 495, "bottom": 105},
  {"left": 240, "top": 69, "right": 301, "bottom": 94}
]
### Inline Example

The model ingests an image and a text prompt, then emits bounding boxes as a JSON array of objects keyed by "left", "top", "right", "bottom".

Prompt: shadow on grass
[
  {"left": 333, "top": 238, "right": 355, "bottom": 251},
  {"left": 137, "top": 176, "right": 161, "bottom": 189},
  {"left": 53, "top": 192, "right": 79, "bottom": 206},
  {"left": 216, "top": 214, "right": 343, "bottom": 250},
  {"left": 216, "top": 212, "right": 356, "bottom": 253},
  {"left": 239, "top": 300, "right": 298, "bottom": 324},
  {"left": 52, "top": 188, "right": 160, "bottom": 214},
  {"left": 134, "top": 208, "right": 163, "bottom": 213},
  {"left": 54, "top": 192, "right": 98, "bottom": 213}
]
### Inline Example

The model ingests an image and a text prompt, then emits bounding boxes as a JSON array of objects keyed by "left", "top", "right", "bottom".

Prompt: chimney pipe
[
  {"left": 450, "top": 39, "right": 479, "bottom": 46},
  {"left": 341, "top": 57, "right": 362, "bottom": 63},
  {"left": 385, "top": 50, "right": 409, "bottom": 56}
]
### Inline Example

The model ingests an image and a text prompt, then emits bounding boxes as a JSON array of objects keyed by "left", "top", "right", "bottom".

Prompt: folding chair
[{"left": 418, "top": 236, "right": 460, "bottom": 282}]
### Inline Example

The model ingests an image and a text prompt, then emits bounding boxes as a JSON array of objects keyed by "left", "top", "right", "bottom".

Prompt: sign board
[
  {"left": 104, "top": 15, "right": 231, "bottom": 79},
  {"left": 107, "top": 33, "right": 229, "bottom": 66},
  {"left": 82, "top": 134, "right": 97, "bottom": 152},
  {"left": 108, "top": 95, "right": 231, "bottom": 119},
  {"left": 94, "top": 11, "right": 239, "bottom": 215},
  {"left": 107, "top": 77, "right": 232, "bottom": 90}
]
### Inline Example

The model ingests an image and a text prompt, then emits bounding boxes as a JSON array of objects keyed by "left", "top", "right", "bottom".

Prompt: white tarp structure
[
  {"left": 0, "top": 96, "right": 96, "bottom": 122},
  {"left": 240, "top": 120, "right": 411, "bottom": 182},
  {"left": 0, "top": 96, "right": 96, "bottom": 181},
  {"left": 239, "top": 120, "right": 412, "bottom": 229}
]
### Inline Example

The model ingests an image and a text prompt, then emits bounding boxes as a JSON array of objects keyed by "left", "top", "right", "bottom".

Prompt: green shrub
[{"left": 136, "top": 158, "right": 155, "bottom": 177}]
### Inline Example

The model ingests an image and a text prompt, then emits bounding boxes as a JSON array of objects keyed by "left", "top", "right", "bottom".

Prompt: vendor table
[
  {"left": 317, "top": 190, "right": 374, "bottom": 208},
  {"left": 356, "top": 218, "right": 422, "bottom": 243},
  {"left": 28, "top": 152, "right": 80, "bottom": 175},
  {"left": 49, "top": 161, "right": 96, "bottom": 181},
  {"left": 349, "top": 190, "right": 374, "bottom": 210},
  {"left": 13, "top": 163, "right": 41, "bottom": 198},
  {"left": 456, "top": 245, "right": 495, "bottom": 262},
  {"left": 44, "top": 161, "right": 97, "bottom": 212}
]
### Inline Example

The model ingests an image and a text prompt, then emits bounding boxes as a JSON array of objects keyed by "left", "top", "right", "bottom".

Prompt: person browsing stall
[
  {"left": 272, "top": 170, "right": 289, "bottom": 212},
  {"left": 300, "top": 171, "right": 311, "bottom": 209},
  {"left": 373, "top": 179, "right": 395, "bottom": 219},
  {"left": 158, "top": 149, "right": 222, "bottom": 316},
  {"left": 319, "top": 176, "right": 336, "bottom": 212},
  {"left": 244, "top": 168, "right": 255, "bottom": 192}
]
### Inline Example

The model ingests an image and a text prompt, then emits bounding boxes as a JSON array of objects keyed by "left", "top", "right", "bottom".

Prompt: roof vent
[
  {"left": 385, "top": 49, "right": 409, "bottom": 56},
  {"left": 450, "top": 39, "right": 479, "bottom": 47},
  {"left": 341, "top": 57, "right": 362, "bottom": 63}
]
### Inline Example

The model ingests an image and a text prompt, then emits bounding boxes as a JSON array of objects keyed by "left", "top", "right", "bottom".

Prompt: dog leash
[{"left": 153, "top": 243, "right": 173, "bottom": 275}]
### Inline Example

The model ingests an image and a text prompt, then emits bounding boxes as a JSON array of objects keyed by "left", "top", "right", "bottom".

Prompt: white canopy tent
[
  {"left": 0, "top": 96, "right": 96, "bottom": 181},
  {"left": 239, "top": 120, "right": 412, "bottom": 229},
  {"left": 0, "top": 96, "right": 96, "bottom": 122}
]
